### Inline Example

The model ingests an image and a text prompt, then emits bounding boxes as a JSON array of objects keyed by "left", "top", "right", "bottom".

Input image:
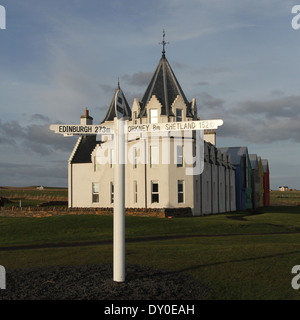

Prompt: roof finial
[
  {"left": 118, "top": 77, "right": 120, "bottom": 89},
  {"left": 159, "top": 29, "right": 169, "bottom": 57}
]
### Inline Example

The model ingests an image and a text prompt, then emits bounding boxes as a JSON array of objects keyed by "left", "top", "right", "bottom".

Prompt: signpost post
[
  {"left": 113, "top": 89, "right": 126, "bottom": 282},
  {"left": 50, "top": 114, "right": 223, "bottom": 283}
]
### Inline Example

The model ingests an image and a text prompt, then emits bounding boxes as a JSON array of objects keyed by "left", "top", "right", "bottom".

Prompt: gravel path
[{"left": 0, "top": 264, "right": 210, "bottom": 300}]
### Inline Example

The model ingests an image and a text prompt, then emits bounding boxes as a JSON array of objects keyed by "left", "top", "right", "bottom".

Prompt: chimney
[
  {"left": 204, "top": 129, "right": 216, "bottom": 146},
  {"left": 80, "top": 107, "right": 93, "bottom": 125}
]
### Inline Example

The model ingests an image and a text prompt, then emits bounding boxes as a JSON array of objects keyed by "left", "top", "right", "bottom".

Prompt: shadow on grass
[
  {"left": 227, "top": 206, "right": 300, "bottom": 221},
  {"left": 227, "top": 210, "right": 265, "bottom": 221},
  {"left": 2, "top": 230, "right": 300, "bottom": 251},
  {"left": 175, "top": 249, "right": 300, "bottom": 274}
]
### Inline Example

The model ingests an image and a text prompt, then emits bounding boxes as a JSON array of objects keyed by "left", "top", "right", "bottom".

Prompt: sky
[{"left": 0, "top": 0, "right": 299, "bottom": 189}]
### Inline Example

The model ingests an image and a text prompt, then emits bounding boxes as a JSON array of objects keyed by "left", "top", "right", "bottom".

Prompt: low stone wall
[{"left": 0, "top": 206, "right": 193, "bottom": 218}]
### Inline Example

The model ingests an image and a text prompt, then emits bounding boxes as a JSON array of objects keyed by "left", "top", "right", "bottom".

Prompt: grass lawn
[{"left": 1, "top": 206, "right": 300, "bottom": 299}]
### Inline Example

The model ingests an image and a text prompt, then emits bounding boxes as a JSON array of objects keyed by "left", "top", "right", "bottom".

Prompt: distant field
[
  {"left": 270, "top": 190, "right": 300, "bottom": 206},
  {"left": 1, "top": 187, "right": 300, "bottom": 207},
  {"left": 0, "top": 186, "right": 68, "bottom": 207}
]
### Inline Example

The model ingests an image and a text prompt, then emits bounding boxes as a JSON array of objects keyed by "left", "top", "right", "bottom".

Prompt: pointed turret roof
[
  {"left": 139, "top": 54, "right": 193, "bottom": 118},
  {"left": 101, "top": 84, "right": 132, "bottom": 123}
]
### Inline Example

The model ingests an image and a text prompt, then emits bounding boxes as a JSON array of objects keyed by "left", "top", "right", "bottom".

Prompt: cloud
[
  {"left": 196, "top": 81, "right": 210, "bottom": 86},
  {"left": 152, "top": 0, "right": 285, "bottom": 44},
  {"left": 95, "top": 105, "right": 109, "bottom": 112},
  {"left": 99, "top": 84, "right": 115, "bottom": 94},
  {"left": 220, "top": 116, "right": 300, "bottom": 144},
  {"left": 0, "top": 119, "right": 76, "bottom": 156},
  {"left": 0, "top": 162, "right": 68, "bottom": 187},
  {"left": 217, "top": 95, "right": 300, "bottom": 144},
  {"left": 270, "top": 89, "right": 285, "bottom": 97},
  {"left": 121, "top": 72, "right": 152, "bottom": 87},
  {"left": 22, "top": 114, "right": 51, "bottom": 123},
  {"left": 0, "top": 120, "right": 25, "bottom": 145},
  {"left": 232, "top": 95, "right": 300, "bottom": 119},
  {"left": 197, "top": 92, "right": 225, "bottom": 110},
  {"left": 195, "top": 92, "right": 300, "bottom": 145},
  {"left": 172, "top": 62, "right": 189, "bottom": 69},
  {"left": 31, "top": 114, "right": 51, "bottom": 122},
  {"left": 197, "top": 67, "right": 232, "bottom": 76}
]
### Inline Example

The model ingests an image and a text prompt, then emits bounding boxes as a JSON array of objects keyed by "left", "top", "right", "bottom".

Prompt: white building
[
  {"left": 68, "top": 50, "right": 236, "bottom": 216},
  {"left": 279, "top": 186, "right": 289, "bottom": 192}
]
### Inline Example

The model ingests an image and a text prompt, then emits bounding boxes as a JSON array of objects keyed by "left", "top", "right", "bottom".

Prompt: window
[
  {"left": 92, "top": 183, "right": 99, "bottom": 203},
  {"left": 94, "top": 156, "right": 101, "bottom": 171},
  {"left": 116, "top": 97, "right": 123, "bottom": 115},
  {"left": 133, "top": 147, "right": 137, "bottom": 169},
  {"left": 133, "top": 111, "right": 138, "bottom": 124},
  {"left": 150, "top": 145, "right": 159, "bottom": 168},
  {"left": 110, "top": 149, "right": 115, "bottom": 168},
  {"left": 134, "top": 181, "right": 138, "bottom": 203},
  {"left": 178, "top": 180, "right": 184, "bottom": 203},
  {"left": 177, "top": 145, "right": 183, "bottom": 167},
  {"left": 176, "top": 109, "right": 182, "bottom": 122},
  {"left": 151, "top": 181, "right": 159, "bottom": 203},
  {"left": 111, "top": 182, "right": 114, "bottom": 204},
  {"left": 150, "top": 109, "right": 158, "bottom": 124}
]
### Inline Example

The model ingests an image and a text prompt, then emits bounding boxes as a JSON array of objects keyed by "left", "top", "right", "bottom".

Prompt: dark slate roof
[
  {"left": 71, "top": 136, "right": 97, "bottom": 164},
  {"left": 249, "top": 154, "right": 258, "bottom": 170},
  {"left": 71, "top": 86, "right": 132, "bottom": 164},
  {"left": 262, "top": 159, "right": 269, "bottom": 172},
  {"left": 101, "top": 86, "right": 132, "bottom": 123},
  {"left": 219, "top": 147, "right": 249, "bottom": 166},
  {"left": 139, "top": 54, "right": 193, "bottom": 118}
]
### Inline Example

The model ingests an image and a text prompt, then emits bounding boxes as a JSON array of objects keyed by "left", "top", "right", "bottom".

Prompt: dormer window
[
  {"left": 133, "top": 111, "right": 137, "bottom": 124},
  {"left": 150, "top": 109, "right": 158, "bottom": 124},
  {"left": 176, "top": 109, "right": 182, "bottom": 122}
]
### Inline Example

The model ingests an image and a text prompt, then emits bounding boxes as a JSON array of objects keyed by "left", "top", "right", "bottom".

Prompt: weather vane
[{"left": 159, "top": 29, "right": 169, "bottom": 56}]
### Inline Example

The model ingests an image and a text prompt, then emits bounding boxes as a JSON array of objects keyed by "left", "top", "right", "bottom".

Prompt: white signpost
[
  {"left": 49, "top": 124, "right": 112, "bottom": 136},
  {"left": 50, "top": 111, "right": 223, "bottom": 283},
  {"left": 49, "top": 119, "right": 223, "bottom": 136},
  {"left": 113, "top": 88, "right": 126, "bottom": 282}
]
